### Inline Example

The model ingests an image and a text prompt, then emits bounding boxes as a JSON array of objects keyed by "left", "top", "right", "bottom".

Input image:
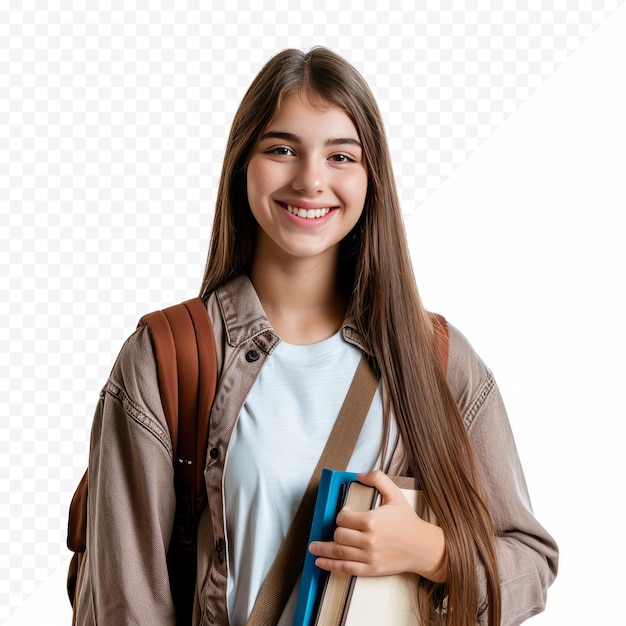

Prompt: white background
[{"left": 2, "top": 3, "right": 625, "bottom": 624}]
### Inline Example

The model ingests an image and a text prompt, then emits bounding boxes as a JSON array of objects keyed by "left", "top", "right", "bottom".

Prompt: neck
[{"left": 250, "top": 248, "right": 346, "bottom": 345}]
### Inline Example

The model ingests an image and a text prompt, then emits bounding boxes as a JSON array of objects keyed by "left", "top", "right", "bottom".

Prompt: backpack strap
[
  {"left": 139, "top": 297, "right": 217, "bottom": 511},
  {"left": 139, "top": 297, "right": 217, "bottom": 625}
]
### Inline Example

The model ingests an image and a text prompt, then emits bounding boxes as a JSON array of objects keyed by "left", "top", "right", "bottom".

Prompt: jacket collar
[{"left": 215, "top": 274, "right": 372, "bottom": 356}]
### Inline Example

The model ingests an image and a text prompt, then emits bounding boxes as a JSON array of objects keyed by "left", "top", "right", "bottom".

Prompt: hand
[{"left": 308, "top": 470, "right": 447, "bottom": 582}]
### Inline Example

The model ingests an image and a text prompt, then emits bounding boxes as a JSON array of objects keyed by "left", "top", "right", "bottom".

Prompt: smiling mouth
[{"left": 279, "top": 202, "right": 334, "bottom": 219}]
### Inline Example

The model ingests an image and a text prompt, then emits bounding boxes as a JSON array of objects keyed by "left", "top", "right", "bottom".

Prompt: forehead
[{"left": 265, "top": 93, "right": 359, "bottom": 138}]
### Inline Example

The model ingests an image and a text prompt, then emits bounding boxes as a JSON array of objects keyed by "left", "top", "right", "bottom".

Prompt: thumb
[{"left": 356, "top": 470, "right": 402, "bottom": 504}]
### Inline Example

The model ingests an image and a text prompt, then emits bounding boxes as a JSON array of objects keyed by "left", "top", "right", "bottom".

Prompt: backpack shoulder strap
[{"left": 139, "top": 297, "right": 218, "bottom": 523}]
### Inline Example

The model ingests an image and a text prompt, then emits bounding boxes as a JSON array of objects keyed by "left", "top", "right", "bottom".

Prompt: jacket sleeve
[
  {"left": 446, "top": 324, "right": 559, "bottom": 626},
  {"left": 74, "top": 324, "right": 177, "bottom": 625}
]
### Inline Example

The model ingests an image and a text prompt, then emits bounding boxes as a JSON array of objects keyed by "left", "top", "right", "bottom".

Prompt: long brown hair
[{"left": 200, "top": 47, "right": 501, "bottom": 625}]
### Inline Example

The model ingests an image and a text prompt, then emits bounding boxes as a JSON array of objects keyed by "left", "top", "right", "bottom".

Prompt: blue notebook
[{"left": 292, "top": 469, "right": 358, "bottom": 626}]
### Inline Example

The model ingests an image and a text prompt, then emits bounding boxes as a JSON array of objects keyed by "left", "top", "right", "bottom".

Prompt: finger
[
  {"left": 313, "top": 555, "right": 376, "bottom": 576},
  {"left": 308, "top": 540, "right": 365, "bottom": 564},
  {"left": 356, "top": 470, "right": 402, "bottom": 503},
  {"left": 333, "top": 523, "right": 367, "bottom": 549},
  {"left": 335, "top": 506, "right": 374, "bottom": 533}
]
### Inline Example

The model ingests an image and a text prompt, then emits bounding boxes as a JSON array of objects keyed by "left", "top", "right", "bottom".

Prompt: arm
[
  {"left": 447, "top": 324, "right": 559, "bottom": 625},
  {"left": 468, "top": 382, "right": 558, "bottom": 625},
  {"left": 73, "top": 325, "right": 177, "bottom": 625}
]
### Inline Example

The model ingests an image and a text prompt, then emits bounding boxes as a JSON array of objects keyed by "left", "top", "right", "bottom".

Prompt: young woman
[{"left": 74, "top": 47, "right": 558, "bottom": 625}]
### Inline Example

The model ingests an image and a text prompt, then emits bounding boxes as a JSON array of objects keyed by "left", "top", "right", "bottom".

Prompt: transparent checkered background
[{"left": 1, "top": 1, "right": 624, "bottom": 620}]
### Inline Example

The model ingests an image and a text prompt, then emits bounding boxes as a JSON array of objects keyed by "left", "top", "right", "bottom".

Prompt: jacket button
[
  {"left": 245, "top": 349, "right": 260, "bottom": 362},
  {"left": 209, "top": 447, "right": 219, "bottom": 459}
]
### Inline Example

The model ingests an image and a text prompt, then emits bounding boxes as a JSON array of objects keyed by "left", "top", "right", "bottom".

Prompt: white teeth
[{"left": 286, "top": 204, "right": 331, "bottom": 219}]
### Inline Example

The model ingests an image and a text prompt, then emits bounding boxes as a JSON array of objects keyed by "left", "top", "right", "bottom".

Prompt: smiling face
[{"left": 246, "top": 93, "right": 368, "bottom": 268}]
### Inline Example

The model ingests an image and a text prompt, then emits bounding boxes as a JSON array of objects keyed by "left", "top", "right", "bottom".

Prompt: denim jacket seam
[
  {"left": 104, "top": 380, "right": 172, "bottom": 457},
  {"left": 462, "top": 369, "right": 496, "bottom": 430}
]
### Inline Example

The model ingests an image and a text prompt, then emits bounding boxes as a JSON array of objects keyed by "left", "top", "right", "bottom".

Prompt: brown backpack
[{"left": 66, "top": 297, "right": 217, "bottom": 625}]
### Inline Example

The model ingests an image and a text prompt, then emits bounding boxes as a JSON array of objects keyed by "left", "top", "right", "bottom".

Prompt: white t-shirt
[{"left": 223, "top": 331, "right": 394, "bottom": 625}]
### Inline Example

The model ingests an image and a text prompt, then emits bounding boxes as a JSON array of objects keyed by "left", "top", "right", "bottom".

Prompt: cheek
[
  {"left": 346, "top": 169, "right": 368, "bottom": 209},
  {"left": 332, "top": 168, "right": 366, "bottom": 197},
  {"left": 247, "top": 159, "right": 284, "bottom": 211},
  {"left": 246, "top": 159, "right": 263, "bottom": 204}
]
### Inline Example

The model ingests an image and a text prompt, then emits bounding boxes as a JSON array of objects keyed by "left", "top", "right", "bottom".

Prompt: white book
[{"left": 314, "top": 477, "right": 438, "bottom": 626}]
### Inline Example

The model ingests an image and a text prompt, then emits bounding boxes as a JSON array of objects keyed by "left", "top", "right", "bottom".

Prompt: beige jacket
[{"left": 74, "top": 275, "right": 558, "bottom": 625}]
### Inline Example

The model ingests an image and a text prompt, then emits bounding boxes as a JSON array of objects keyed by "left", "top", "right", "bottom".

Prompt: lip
[{"left": 275, "top": 200, "right": 338, "bottom": 227}]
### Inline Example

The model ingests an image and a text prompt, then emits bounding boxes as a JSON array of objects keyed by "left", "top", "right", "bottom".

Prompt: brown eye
[
  {"left": 268, "top": 146, "right": 294, "bottom": 156},
  {"left": 329, "top": 154, "right": 353, "bottom": 163}
]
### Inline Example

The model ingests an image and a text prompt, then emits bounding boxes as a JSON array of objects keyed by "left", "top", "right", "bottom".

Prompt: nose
[{"left": 291, "top": 156, "right": 325, "bottom": 193}]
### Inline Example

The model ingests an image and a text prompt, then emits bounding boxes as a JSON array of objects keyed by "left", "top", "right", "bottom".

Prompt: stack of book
[{"left": 293, "top": 469, "right": 433, "bottom": 626}]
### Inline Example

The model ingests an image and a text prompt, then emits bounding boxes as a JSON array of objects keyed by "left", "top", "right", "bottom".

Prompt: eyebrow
[{"left": 259, "top": 131, "right": 362, "bottom": 148}]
